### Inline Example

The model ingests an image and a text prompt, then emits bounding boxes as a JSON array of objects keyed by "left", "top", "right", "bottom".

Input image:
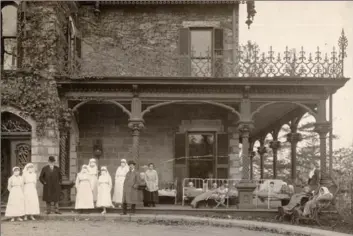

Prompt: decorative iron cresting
[{"left": 64, "top": 31, "right": 347, "bottom": 79}]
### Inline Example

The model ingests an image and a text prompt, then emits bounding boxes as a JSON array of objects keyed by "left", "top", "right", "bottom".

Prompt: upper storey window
[
  {"left": 1, "top": 4, "right": 18, "bottom": 70},
  {"left": 179, "top": 27, "right": 223, "bottom": 77}
]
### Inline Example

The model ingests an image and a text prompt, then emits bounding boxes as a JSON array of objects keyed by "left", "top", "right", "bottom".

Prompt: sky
[{"left": 239, "top": 1, "right": 353, "bottom": 150}]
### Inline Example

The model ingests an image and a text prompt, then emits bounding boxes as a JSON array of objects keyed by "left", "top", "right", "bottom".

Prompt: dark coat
[
  {"left": 308, "top": 169, "right": 320, "bottom": 188},
  {"left": 122, "top": 170, "right": 141, "bottom": 205},
  {"left": 39, "top": 165, "right": 62, "bottom": 202}
]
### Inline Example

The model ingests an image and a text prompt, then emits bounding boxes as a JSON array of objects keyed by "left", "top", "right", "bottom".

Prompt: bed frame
[{"left": 158, "top": 178, "right": 178, "bottom": 205}]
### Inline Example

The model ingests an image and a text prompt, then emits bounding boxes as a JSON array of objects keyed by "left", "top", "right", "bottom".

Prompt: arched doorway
[{"left": 1, "top": 112, "right": 32, "bottom": 202}]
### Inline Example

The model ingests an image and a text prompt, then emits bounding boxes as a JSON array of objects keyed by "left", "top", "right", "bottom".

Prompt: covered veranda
[{"left": 55, "top": 75, "right": 348, "bottom": 207}]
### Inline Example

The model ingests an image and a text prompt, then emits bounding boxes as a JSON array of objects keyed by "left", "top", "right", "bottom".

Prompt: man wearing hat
[
  {"left": 122, "top": 160, "right": 141, "bottom": 215},
  {"left": 39, "top": 156, "right": 62, "bottom": 214}
]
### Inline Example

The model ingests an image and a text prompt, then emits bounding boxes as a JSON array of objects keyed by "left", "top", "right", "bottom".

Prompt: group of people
[
  {"left": 5, "top": 163, "right": 40, "bottom": 222},
  {"left": 74, "top": 158, "right": 159, "bottom": 214},
  {"left": 5, "top": 156, "right": 160, "bottom": 221}
]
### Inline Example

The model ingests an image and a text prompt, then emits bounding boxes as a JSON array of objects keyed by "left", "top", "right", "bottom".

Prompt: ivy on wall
[
  {"left": 1, "top": 2, "right": 73, "bottom": 137},
  {"left": 1, "top": 70, "right": 72, "bottom": 137}
]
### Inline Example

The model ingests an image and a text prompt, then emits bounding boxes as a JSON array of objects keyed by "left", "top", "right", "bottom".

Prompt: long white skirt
[
  {"left": 112, "top": 177, "right": 125, "bottom": 204},
  {"left": 75, "top": 181, "right": 94, "bottom": 209},
  {"left": 24, "top": 183, "right": 40, "bottom": 215},
  {"left": 89, "top": 175, "right": 98, "bottom": 202},
  {"left": 5, "top": 186, "right": 25, "bottom": 217},
  {"left": 96, "top": 184, "right": 113, "bottom": 208}
]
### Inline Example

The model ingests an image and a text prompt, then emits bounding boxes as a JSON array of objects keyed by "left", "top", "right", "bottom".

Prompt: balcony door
[
  {"left": 190, "top": 29, "right": 213, "bottom": 77},
  {"left": 179, "top": 27, "right": 224, "bottom": 77}
]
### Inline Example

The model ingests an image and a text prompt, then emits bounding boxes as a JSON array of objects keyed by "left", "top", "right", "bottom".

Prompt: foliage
[
  {"left": 1, "top": 70, "right": 72, "bottom": 137},
  {"left": 252, "top": 113, "right": 353, "bottom": 184},
  {"left": 1, "top": 2, "right": 72, "bottom": 137}
]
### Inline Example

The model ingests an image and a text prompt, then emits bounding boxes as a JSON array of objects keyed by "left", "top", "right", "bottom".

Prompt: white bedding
[{"left": 158, "top": 189, "right": 176, "bottom": 197}]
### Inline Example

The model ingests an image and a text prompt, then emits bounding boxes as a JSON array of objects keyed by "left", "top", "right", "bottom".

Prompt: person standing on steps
[
  {"left": 75, "top": 165, "right": 94, "bottom": 213},
  {"left": 96, "top": 166, "right": 114, "bottom": 214},
  {"left": 145, "top": 163, "right": 159, "bottom": 207},
  {"left": 113, "top": 159, "right": 129, "bottom": 207},
  {"left": 87, "top": 158, "right": 99, "bottom": 206},
  {"left": 121, "top": 160, "right": 140, "bottom": 215},
  {"left": 23, "top": 163, "right": 40, "bottom": 220},
  {"left": 5, "top": 166, "right": 25, "bottom": 222},
  {"left": 39, "top": 156, "right": 62, "bottom": 215}
]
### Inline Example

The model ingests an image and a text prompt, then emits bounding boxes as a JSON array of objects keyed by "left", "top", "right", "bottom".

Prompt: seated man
[
  {"left": 302, "top": 186, "right": 333, "bottom": 217},
  {"left": 282, "top": 185, "right": 312, "bottom": 211}
]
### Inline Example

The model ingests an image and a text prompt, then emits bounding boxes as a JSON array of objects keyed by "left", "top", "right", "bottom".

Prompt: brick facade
[
  {"left": 78, "top": 4, "right": 238, "bottom": 76},
  {"left": 75, "top": 103, "right": 231, "bottom": 183}
]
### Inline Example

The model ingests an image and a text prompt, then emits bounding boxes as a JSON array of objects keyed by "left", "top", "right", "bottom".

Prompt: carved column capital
[
  {"left": 269, "top": 140, "right": 281, "bottom": 150},
  {"left": 257, "top": 146, "right": 267, "bottom": 156},
  {"left": 286, "top": 132, "right": 302, "bottom": 144},
  {"left": 128, "top": 119, "right": 144, "bottom": 136},
  {"left": 249, "top": 151, "right": 256, "bottom": 158},
  {"left": 237, "top": 121, "right": 254, "bottom": 138},
  {"left": 314, "top": 122, "right": 331, "bottom": 137}
]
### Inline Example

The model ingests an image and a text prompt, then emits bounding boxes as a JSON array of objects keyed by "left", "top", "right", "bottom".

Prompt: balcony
[{"left": 63, "top": 31, "right": 348, "bottom": 79}]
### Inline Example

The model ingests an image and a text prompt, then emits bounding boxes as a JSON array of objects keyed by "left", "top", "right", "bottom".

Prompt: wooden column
[
  {"left": 248, "top": 141, "right": 255, "bottom": 180},
  {"left": 238, "top": 122, "right": 254, "bottom": 180},
  {"left": 257, "top": 141, "right": 266, "bottom": 179},
  {"left": 228, "top": 127, "right": 241, "bottom": 179},
  {"left": 129, "top": 85, "right": 144, "bottom": 163},
  {"left": 249, "top": 151, "right": 255, "bottom": 180},
  {"left": 269, "top": 140, "right": 280, "bottom": 179},
  {"left": 287, "top": 132, "right": 302, "bottom": 183},
  {"left": 314, "top": 122, "right": 330, "bottom": 177},
  {"left": 128, "top": 121, "right": 144, "bottom": 163}
]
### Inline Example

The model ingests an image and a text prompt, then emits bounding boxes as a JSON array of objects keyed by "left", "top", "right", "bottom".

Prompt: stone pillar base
[
  {"left": 320, "top": 173, "right": 337, "bottom": 193},
  {"left": 59, "top": 180, "right": 75, "bottom": 207},
  {"left": 237, "top": 181, "right": 256, "bottom": 209}
]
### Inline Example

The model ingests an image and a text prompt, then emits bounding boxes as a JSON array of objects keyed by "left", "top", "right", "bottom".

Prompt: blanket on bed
[
  {"left": 158, "top": 189, "right": 176, "bottom": 197},
  {"left": 190, "top": 189, "right": 238, "bottom": 208},
  {"left": 184, "top": 187, "right": 204, "bottom": 198},
  {"left": 282, "top": 193, "right": 310, "bottom": 211},
  {"left": 254, "top": 190, "right": 290, "bottom": 202}
]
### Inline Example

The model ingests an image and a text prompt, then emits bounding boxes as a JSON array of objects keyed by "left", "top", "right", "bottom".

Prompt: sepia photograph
[{"left": 0, "top": 0, "right": 352, "bottom": 235}]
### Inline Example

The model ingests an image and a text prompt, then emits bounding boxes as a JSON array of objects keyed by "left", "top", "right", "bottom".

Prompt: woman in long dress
[
  {"left": 113, "top": 159, "right": 129, "bottom": 207},
  {"left": 23, "top": 163, "right": 40, "bottom": 220},
  {"left": 145, "top": 163, "right": 159, "bottom": 207},
  {"left": 75, "top": 165, "right": 94, "bottom": 212},
  {"left": 87, "top": 158, "right": 98, "bottom": 204},
  {"left": 5, "top": 166, "right": 25, "bottom": 221},
  {"left": 96, "top": 166, "right": 114, "bottom": 214}
]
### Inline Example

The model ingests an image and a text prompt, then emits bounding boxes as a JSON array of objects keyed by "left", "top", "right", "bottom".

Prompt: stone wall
[
  {"left": 76, "top": 103, "right": 230, "bottom": 182},
  {"left": 78, "top": 4, "right": 237, "bottom": 76}
]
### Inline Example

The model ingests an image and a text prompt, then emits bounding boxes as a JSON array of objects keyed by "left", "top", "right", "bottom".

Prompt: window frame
[
  {"left": 1, "top": 2, "right": 19, "bottom": 70},
  {"left": 179, "top": 26, "right": 224, "bottom": 77}
]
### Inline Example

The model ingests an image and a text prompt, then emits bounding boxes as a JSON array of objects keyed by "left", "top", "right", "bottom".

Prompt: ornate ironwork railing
[{"left": 65, "top": 30, "right": 348, "bottom": 79}]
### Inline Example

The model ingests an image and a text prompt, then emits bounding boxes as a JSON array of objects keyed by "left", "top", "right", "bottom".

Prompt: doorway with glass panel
[{"left": 187, "top": 133, "right": 215, "bottom": 179}]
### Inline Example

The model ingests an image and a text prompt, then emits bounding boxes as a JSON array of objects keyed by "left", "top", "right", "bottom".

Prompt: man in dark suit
[
  {"left": 121, "top": 160, "right": 140, "bottom": 215},
  {"left": 39, "top": 156, "right": 62, "bottom": 214},
  {"left": 308, "top": 162, "right": 320, "bottom": 191}
]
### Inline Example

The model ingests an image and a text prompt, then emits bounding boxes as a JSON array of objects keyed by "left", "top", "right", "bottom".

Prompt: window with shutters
[
  {"left": 179, "top": 27, "right": 223, "bottom": 77},
  {"left": 190, "top": 29, "right": 212, "bottom": 77},
  {"left": 1, "top": 4, "right": 18, "bottom": 70}
]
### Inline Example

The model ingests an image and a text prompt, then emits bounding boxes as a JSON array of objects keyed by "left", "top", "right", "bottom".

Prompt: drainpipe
[{"left": 232, "top": 3, "right": 238, "bottom": 75}]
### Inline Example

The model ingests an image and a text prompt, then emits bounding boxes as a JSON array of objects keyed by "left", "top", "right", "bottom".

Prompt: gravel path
[{"left": 1, "top": 220, "right": 283, "bottom": 236}]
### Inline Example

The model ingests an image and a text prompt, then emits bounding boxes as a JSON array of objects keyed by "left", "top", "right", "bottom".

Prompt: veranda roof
[{"left": 99, "top": 0, "right": 246, "bottom": 4}]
